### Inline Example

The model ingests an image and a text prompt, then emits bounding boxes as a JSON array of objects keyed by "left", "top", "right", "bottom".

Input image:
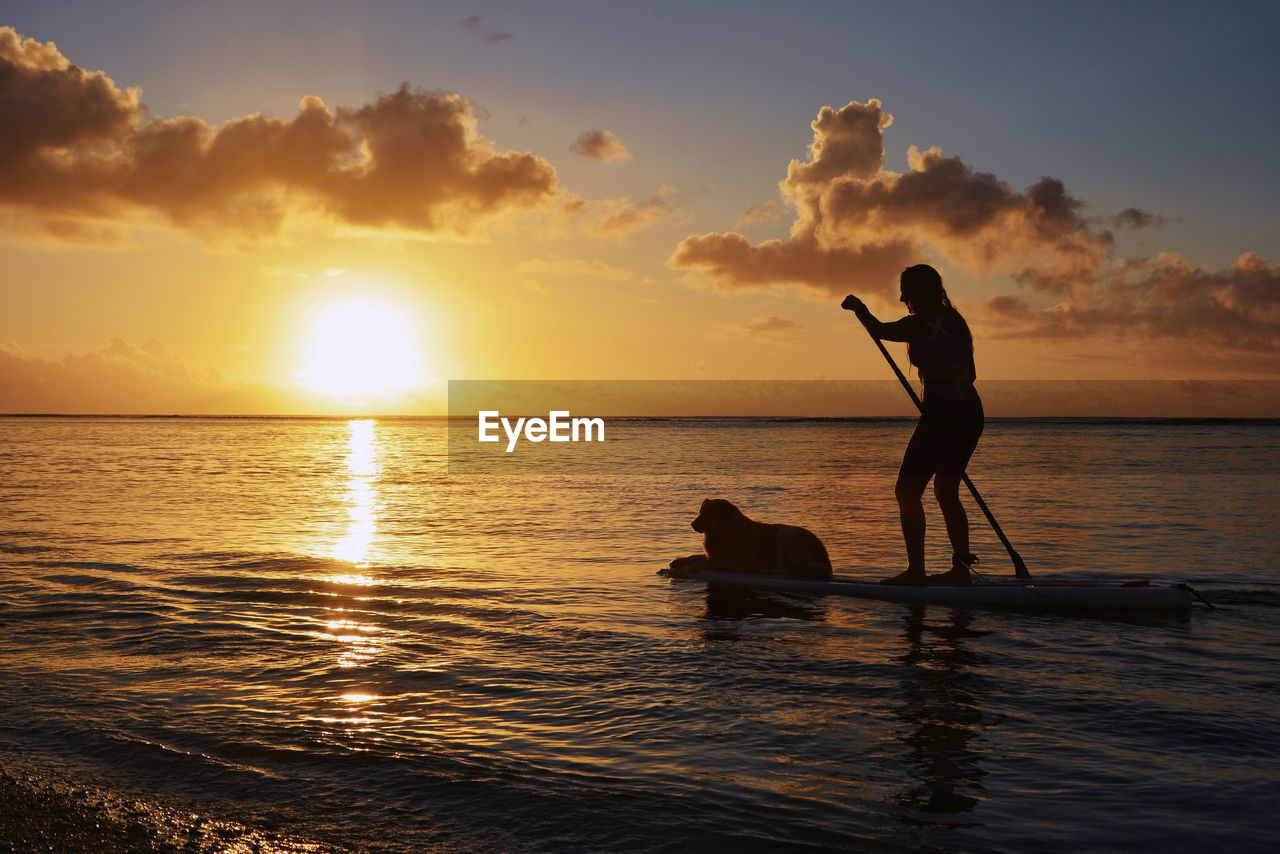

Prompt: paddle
[{"left": 845, "top": 303, "right": 1031, "bottom": 580}]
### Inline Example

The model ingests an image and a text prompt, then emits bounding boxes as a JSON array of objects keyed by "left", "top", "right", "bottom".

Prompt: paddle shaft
[{"left": 866, "top": 334, "right": 1031, "bottom": 579}]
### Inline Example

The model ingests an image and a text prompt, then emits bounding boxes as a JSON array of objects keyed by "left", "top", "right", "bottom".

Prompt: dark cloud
[
  {"left": 0, "top": 27, "right": 555, "bottom": 243},
  {"left": 671, "top": 99, "right": 1112, "bottom": 298},
  {"left": 459, "top": 16, "right": 514, "bottom": 43},
  {"left": 670, "top": 97, "right": 1279, "bottom": 355},
  {"left": 985, "top": 252, "right": 1280, "bottom": 354},
  {"left": 983, "top": 294, "right": 1035, "bottom": 320},
  {"left": 569, "top": 129, "right": 631, "bottom": 162},
  {"left": 1112, "top": 207, "right": 1173, "bottom": 230}
]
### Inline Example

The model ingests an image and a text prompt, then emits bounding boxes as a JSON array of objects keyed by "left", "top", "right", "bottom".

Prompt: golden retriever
[{"left": 667, "top": 498, "right": 832, "bottom": 579}]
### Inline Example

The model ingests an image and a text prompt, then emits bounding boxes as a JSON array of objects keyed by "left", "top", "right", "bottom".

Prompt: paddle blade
[{"left": 1011, "top": 550, "right": 1031, "bottom": 579}]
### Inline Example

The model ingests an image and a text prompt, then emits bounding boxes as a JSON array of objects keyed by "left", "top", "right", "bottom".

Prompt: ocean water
[{"left": 0, "top": 416, "right": 1277, "bottom": 853}]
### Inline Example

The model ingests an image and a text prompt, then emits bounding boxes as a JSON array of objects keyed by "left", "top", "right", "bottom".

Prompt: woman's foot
[
  {"left": 926, "top": 566, "right": 970, "bottom": 585},
  {"left": 927, "top": 553, "right": 977, "bottom": 585},
  {"left": 879, "top": 569, "right": 927, "bottom": 586}
]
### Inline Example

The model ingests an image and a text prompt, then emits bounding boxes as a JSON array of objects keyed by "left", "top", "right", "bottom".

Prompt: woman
[{"left": 841, "top": 264, "right": 983, "bottom": 585}]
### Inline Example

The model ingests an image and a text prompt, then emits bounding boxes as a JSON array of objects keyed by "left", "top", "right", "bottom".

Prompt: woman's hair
[
  {"left": 899, "top": 264, "right": 951, "bottom": 309},
  {"left": 900, "top": 264, "right": 973, "bottom": 370}
]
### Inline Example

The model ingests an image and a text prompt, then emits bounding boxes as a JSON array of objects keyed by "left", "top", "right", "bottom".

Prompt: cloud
[
  {"left": 0, "top": 27, "right": 556, "bottom": 244},
  {"left": 983, "top": 251, "right": 1280, "bottom": 354},
  {"left": 671, "top": 230, "right": 913, "bottom": 291},
  {"left": 0, "top": 338, "right": 226, "bottom": 413},
  {"left": 516, "top": 256, "right": 639, "bottom": 294},
  {"left": 259, "top": 265, "right": 345, "bottom": 279},
  {"left": 734, "top": 200, "right": 784, "bottom": 228},
  {"left": 0, "top": 338, "right": 453, "bottom": 414},
  {"left": 738, "top": 315, "right": 803, "bottom": 335},
  {"left": 515, "top": 256, "right": 636, "bottom": 282},
  {"left": 569, "top": 129, "right": 632, "bottom": 162},
  {"left": 670, "top": 97, "right": 1280, "bottom": 356},
  {"left": 982, "top": 294, "right": 1035, "bottom": 320},
  {"left": 675, "top": 99, "right": 1114, "bottom": 300},
  {"left": 584, "top": 185, "right": 685, "bottom": 236},
  {"left": 1111, "top": 207, "right": 1173, "bottom": 230},
  {"left": 458, "top": 16, "right": 514, "bottom": 43}
]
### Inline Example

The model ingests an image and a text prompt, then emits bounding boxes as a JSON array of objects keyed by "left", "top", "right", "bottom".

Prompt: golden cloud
[
  {"left": 0, "top": 338, "right": 453, "bottom": 414},
  {"left": 0, "top": 27, "right": 557, "bottom": 244},
  {"left": 0, "top": 338, "right": 226, "bottom": 413},
  {"left": 738, "top": 315, "right": 802, "bottom": 335},
  {"left": 515, "top": 256, "right": 636, "bottom": 281},
  {"left": 586, "top": 185, "right": 685, "bottom": 236},
  {"left": 734, "top": 201, "right": 784, "bottom": 229},
  {"left": 671, "top": 231, "right": 913, "bottom": 292},
  {"left": 569, "top": 129, "right": 632, "bottom": 162}
]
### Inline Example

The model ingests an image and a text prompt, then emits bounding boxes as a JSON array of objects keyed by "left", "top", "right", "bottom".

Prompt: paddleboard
[{"left": 664, "top": 567, "right": 1198, "bottom": 610}]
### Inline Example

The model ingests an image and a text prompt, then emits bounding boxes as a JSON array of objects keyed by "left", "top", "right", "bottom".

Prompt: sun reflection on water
[
  {"left": 320, "top": 419, "right": 392, "bottom": 672},
  {"left": 340, "top": 693, "right": 379, "bottom": 704},
  {"left": 319, "top": 613, "right": 384, "bottom": 669},
  {"left": 334, "top": 419, "right": 378, "bottom": 566},
  {"left": 328, "top": 573, "right": 378, "bottom": 587}
]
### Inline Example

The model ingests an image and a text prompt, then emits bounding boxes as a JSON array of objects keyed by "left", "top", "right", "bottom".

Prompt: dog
[{"left": 667, "top": 498, "right": 832, "bottom": 579}]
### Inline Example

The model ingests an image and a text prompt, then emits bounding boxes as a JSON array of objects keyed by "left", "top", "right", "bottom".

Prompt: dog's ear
[{"left": 692, "top": 499, "right": 708, "bottom": 529}]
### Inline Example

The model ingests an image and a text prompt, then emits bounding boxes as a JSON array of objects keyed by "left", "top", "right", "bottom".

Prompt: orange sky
[{"left": 1, "top": 9, "right": 1278, "bottom": 416}]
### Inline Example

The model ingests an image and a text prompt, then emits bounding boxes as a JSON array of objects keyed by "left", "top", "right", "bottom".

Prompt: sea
[{"left": 0, "top": 416, "right": 1277, "bottom": 853}]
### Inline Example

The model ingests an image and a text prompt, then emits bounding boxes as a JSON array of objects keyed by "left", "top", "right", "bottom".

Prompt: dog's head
[{"left": 691, "top": 498, "right": 742, "bottom": 533}]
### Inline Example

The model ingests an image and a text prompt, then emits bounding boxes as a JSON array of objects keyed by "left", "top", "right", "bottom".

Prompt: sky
[{"left": 1, "top": 0, "right": 1278, "bottom": 415}]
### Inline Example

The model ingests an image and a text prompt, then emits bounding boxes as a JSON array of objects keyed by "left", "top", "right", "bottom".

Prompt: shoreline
[{"left": 0, "top": 761, "right": 354, "bottom": 854}]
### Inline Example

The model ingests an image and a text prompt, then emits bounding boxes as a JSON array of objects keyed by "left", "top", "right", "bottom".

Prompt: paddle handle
[{"left": 867, "top": 332, "right": 1031, "bottom": 579}]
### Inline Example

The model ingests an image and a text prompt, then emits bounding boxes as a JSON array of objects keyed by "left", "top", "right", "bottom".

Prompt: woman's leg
[
  {"left": 896, "top": 471, "right": 930, "bottom": 571},
  {"left": 881, "top": 421, "right": 937, "bottom": 585},
  {"left": 933, "top": 471, "right": 969, "bottom": 558},
  {"left": 927, "top": 402, "right": 982, "bottom": 583}
]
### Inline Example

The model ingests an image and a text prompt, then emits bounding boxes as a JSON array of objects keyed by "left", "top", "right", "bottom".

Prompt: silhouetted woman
[{"left": 841, "top": 265, "right": 983, "bottom": 585}]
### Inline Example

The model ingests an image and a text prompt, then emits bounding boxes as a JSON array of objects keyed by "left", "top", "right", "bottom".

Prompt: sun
[{"left": 299, "top": 297, "right": 426, "bottom": 399}]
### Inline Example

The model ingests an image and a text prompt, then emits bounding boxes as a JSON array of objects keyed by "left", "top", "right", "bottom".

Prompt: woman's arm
[{"left": 842, "top": 295, "right": 914, "bottom": 342}]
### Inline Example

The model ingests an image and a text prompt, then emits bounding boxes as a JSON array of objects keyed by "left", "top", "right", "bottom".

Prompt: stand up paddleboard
[
  {"left": 658, "top": 305, "right": 1211, "bottom": 613},
  {"left": 663, "top": 566, "right": 1200, "bottom": 610}
]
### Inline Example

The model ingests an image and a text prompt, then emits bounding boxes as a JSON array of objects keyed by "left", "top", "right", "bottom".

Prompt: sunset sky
[{"left": 2, "top": 1, "right": 1278, "bottom": 414}]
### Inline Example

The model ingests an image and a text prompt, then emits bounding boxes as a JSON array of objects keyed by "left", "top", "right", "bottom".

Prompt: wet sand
[{"left": 0, "top": 763, "right": 353, "bottom": 854}]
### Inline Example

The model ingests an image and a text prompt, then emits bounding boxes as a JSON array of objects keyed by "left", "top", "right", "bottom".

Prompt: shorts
[{"left": 899, "top": 396, "right": 984, "bottom": 478}]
